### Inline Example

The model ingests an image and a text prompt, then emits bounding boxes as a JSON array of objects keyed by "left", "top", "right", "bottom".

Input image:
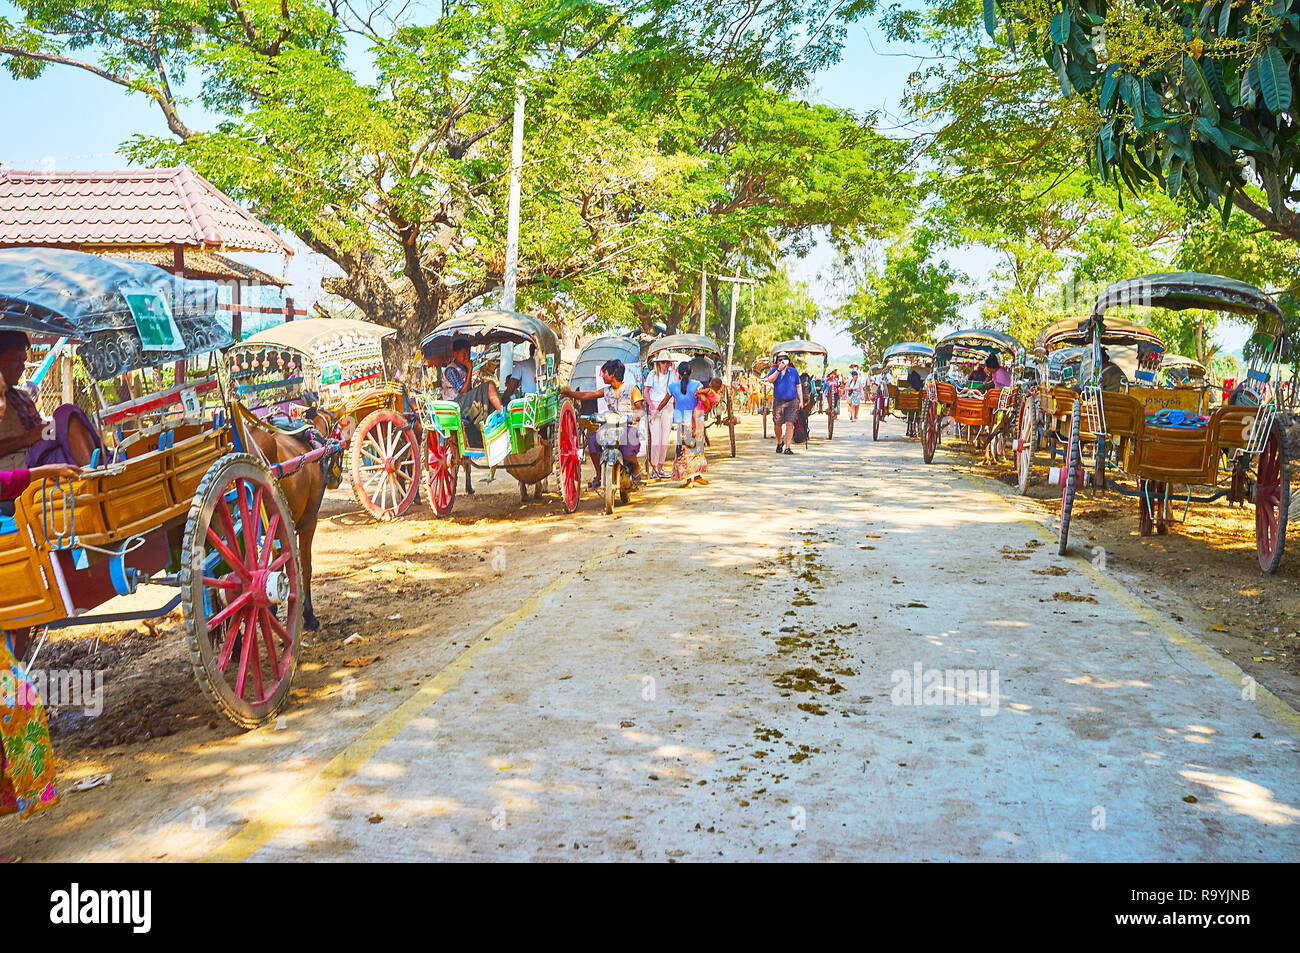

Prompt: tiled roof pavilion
[{"left": 0, "top": 167, "right": 293, "bottom": 282}]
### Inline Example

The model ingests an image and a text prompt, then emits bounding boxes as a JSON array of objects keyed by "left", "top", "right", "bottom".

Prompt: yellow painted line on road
[
  {"left": 205, "top": 493, "right": 672, "bottom": 863},
  {"left": 961, "top": 468, "right": 1300, "bottom": 737}
]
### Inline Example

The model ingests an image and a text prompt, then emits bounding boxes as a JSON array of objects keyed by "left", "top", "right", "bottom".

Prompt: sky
[{"left": 0, "top": 7, "right": 1230, "bottom": 356}]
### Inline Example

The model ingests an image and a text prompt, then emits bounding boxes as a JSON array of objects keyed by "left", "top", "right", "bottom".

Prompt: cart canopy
[
  {"left": 0, "top": 247, "right": 231, "bottom": 379},
  {"left": 771, "top": 339, "right": 828, "bottom": 358},
  {"left": 934, "top": 329, "right": 1025, "bottom": 370},
  {"left": 235, "top": 317, "right": 395, "bottom": 362},
  {"left": 421, "top": 309, "right": 560, "bottom": 361},
  {"left": 1036, "top": 315, "right": 1165, "bottom": 355},
  {"left": 646, "top": 333, "right": 721, "bottom": 361},
  {"left": 567, "top": 335, "right": 641, "bottom": 393},
  {"left": 1092, "top": 272, "right": 1284, "bottom": 322},
  {"left": 882, "top": 342, "right": 935, "bottom": 366}
]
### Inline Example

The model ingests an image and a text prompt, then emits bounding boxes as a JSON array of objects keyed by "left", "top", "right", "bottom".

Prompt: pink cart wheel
[{"left": 181, "top": 453, "right": 301, "bottom": 729}]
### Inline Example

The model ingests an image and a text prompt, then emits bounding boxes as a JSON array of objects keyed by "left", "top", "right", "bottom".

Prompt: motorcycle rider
[{"left": 559, "top": 358, "right": 646, "bottom": 490}]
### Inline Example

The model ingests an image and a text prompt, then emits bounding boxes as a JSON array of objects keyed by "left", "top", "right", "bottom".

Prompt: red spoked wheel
[
  {"left": 922, "top": 398, "right": 938, "bottom": 463},
  {"left": 424, "top": 429, "right": 459, "bottom": 518},
  {"left": 1255, "top": 427, "right": 1290, "bottom": 573},
  {"left": 181, "top": 453, "right": 301, "bottom": 729},
  {"left": 1016, "top": 394, "right": 1037, "bottom": 495},
  {"left": 351, "top": 409, "right": 420, "bottom": 521},
  {"left": 1058, "top": 400, "right": 1080, "bottom": 556},
  {"left": 558, "top": 400, "right": 582, "bottom": 513}
]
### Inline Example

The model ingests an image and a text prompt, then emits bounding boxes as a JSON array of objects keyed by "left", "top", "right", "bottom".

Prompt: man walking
[{"left": 765, "top": 351, "right": 802, "bottom": 455}]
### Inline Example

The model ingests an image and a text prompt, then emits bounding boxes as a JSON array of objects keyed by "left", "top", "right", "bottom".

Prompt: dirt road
[{"left": 5, "top": 413, "right": 1300, "bottom": 861}]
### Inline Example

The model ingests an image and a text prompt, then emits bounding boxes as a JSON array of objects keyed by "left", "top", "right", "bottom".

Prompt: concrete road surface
[
  {"left": 218, "top": 415, "right": 1300, "bottom": 862},
  {"left": 10, "top": 414, "right": 1299, "bottom": 862}
]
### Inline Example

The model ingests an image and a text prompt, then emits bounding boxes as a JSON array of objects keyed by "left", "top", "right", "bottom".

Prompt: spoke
[
  {"left": 258, "top": 608, "right": 282, "bottom": 680},
  {"left": 236, "top": 480, "right": 256, "bottom": 562},
  {"left": 216, "top": 496, "right": 244, "bottom": 564},
  {"left": 209, "top": 590, "right": 253, "bottom": 630},
  {"left": 206, "top": 527, "right": 250, "bottom": 580},
  {"left": 203, "top": 576, "right": 241, "bottom": 590},
  {"left": 269, "top": 551, "right": 293, "bottom": 571},
  {"left": 234, "top": 607, "right": 257, "bottom": 700},
  {"left": 391, "top": 442, "right": 412, "bottom": 465},
  {"left": 258, "top": 513, "right": 282, "bottom": 568},
  {"left": 216, "top": 605, "right": 250, "bottom": 673},
  {"left": 262, "top": 606, "right": 292, "bottom": 646}
]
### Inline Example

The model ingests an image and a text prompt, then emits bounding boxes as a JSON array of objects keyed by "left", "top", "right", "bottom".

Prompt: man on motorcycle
[{"left": 559, "top": 358, "right": 646, "bottom": 490}]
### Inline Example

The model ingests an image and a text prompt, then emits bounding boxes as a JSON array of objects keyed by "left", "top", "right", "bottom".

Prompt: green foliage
[
  {"left": 731, "top": 268, "right": 820, "bottom": 365},
  {"left": 0, "top": 0, "right": 909, "bottom": 348},
  {"left": 984, "top": 0, "right": 1300, "bottom": 244},
  {"left": 833, "top": 231, "right": 965, "bottom": 359}
]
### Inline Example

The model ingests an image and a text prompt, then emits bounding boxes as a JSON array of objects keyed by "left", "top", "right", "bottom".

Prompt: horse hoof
[{"left": 304, "top": 613, "right": 320, "bottom": 631}]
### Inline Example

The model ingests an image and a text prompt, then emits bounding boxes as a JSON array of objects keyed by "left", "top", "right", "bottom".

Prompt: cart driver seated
[
  {"left": 1098, "top": 348, "right": 1126, "bottom": 392},
  {"left": 501, "top": 344, "right": 537, "bottom": 403},
  {"left": 439, "top": 335, "right": 506, "bottom": 441},
  {"left": 558, "top": 358, "right": 644, "bottom": 490},
  {"left": 0, "top": 331, "right": 99, "bottom": 471}
]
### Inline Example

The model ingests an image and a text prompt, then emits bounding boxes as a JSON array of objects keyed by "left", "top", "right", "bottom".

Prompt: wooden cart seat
[
  {"left": 1081, "top": 391, "right": 1144, "bottom": 441},
  {"left": 1213, "top": 404, "right": 1262, "bottom": 454},
  {"left": 0, "top": 489, "right": 65, "bottom": 625},
  {"left": 64, "top": 424, "right": 233, "bottom": 549},
  {"left": 1127, "top": 385, "right": 1204, "bottom": 415},
  {"left": 895, "top": 390, "right": 922, "bottom": 413},
  {"left": 952, "top": 387, "right": 1001, "bottom": 428},
  {"left": 934, "top": 381, "right": 958, "bottom": 405},
  {"left": 887, "top": 383, "right": 900, "bottom": 400}
]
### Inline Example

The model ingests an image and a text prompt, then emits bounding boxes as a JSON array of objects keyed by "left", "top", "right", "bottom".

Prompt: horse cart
[
  {"left": 771, "top": 339, "right": 834, "bottom": 441},
  {"left": 645, "top": 333, "right": 736, "bottom": 456},
  {"left": 419, "top": 310, "right": 583, "bottom": 516},
  {"left": 921, "top": 329, "right": 1026, "bottom": 464},
  {"left": 875, "top": 342, "right": 934, "bottom": 441},
  {"left": 227, "top": 318, "right": 421, "bottom": 521},
  {"left": 1055, "top": 273, "right": 1290, "bottom": 572},
  {"left": 1015, "top": 318, "right": 1168, "bottom": 495},
  {"left": 0, "top": 248, "right": 335, "bottom": 728}
]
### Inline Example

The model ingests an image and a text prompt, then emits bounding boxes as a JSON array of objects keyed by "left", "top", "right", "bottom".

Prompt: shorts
[
  {"left": 454, "top": 382, "right": 495, "bottom": 426},
  {"left": 774, "top": 397, "right": 800, "bottom": 427},
  {"left": 848, "top": 391, "right": 860, "bottom": 406}
]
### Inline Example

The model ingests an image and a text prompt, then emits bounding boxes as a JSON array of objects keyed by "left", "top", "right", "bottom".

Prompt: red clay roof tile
[{"left": 0, "top": 167, "right": 293, "bottom": 255}]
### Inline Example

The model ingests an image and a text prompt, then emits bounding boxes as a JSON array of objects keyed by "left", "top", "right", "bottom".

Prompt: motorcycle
[{"left": 595, "top": 409, "right": 638, "bottom": 514}]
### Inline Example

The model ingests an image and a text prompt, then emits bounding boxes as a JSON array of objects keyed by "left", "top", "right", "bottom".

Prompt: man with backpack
[{"left": 765, "top": 351, "right": 803, "bottom": 455}]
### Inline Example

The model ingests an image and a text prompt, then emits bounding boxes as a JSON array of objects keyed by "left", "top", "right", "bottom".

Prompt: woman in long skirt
[{"left": 674, "top": 378, "right": 721, "bottom": 487}]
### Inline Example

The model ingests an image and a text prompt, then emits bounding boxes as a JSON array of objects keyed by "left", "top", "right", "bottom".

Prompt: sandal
[{"left": 587, "top": 477, "right": 602, "bottom": 490}]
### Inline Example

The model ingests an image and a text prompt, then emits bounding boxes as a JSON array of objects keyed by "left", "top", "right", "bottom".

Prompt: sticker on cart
[
  {"left": 321, "top": 362, "right": 342, "bottom": 385},
  {"left": 121, "top": 286, "right": 183, "bottom": 351},
  {"left": 180, "top": 387, "right": 201, "bottom": 416}
]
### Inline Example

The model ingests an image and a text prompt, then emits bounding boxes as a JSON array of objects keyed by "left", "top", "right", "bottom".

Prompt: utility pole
[
  {"left": 500, "top": 85, "right": 525, "bottom": 386},
  {"left": 714, "top": 272, "right": 755, "bottom": 380},
  {"left": 700, "top": 264, "right": 708, "bottom": 335}
]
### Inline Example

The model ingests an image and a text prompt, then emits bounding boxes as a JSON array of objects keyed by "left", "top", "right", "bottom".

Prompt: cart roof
[
  {"left": 752, "top": 356, "right": 772, "bottom": 372},
  {"left": 1036, "top": 315, "right": 1165, "bottom": 352},
  {"left": 1092, "top": 272, "right": 1284, "bottom": 323},
  {"left": 882, "top": 341, "right": 935, "bottom": 363},
  {"left": 235, "top": 317, "right": 395, "bottom": 359},
  {"left": 935, "top": 328, "right": 1025, "bottom": 360},
  {"left": 771, "top": 339, "right": 827, "bottom": 358},
  {"left": 1160, "top": 353, "right": 1206, "bottom": 369},
  {"left": 646, "top": 333, "right": 721, "bottom": 361},
  {"left": 0, "top": 246, "right": 232, "bottom": 379},
  {"left": 421, "top": 309, "right": 560, "bottom": 357},
  {"left": 567, "top": 335, "right": 641, "bottom": 391}
]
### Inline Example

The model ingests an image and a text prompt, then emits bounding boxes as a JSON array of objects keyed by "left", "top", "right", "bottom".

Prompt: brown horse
[{"left": 242, "top": 406, "right": 340, "bottom": 631}]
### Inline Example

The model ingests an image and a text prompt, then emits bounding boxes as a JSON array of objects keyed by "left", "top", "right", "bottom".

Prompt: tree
[
  {"left": 833, "top": 230, "right": 965, "bottom": 359},
  {"left": 0, "top": 0, "right": 907, "bottom": 352},
  {"left": 732, "top": 267, "right": 820, "bottom": 365},
  {"left": 984, "top": 0, "right": 1300, "bottom": 245}
]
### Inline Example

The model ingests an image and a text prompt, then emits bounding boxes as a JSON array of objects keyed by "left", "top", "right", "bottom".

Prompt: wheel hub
[{"left": 250, "top": 569, "right": 290, "bottom": 607}]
